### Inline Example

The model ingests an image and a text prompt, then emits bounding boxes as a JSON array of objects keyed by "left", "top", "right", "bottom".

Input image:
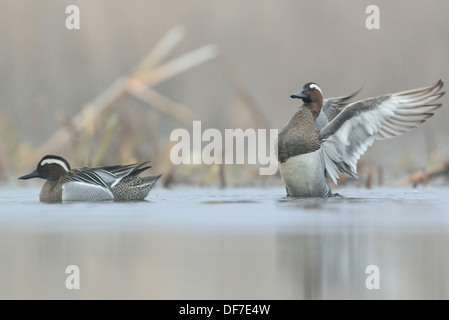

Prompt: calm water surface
[{"left": 1, "top": 185, "right": 448, "bottom": 299}]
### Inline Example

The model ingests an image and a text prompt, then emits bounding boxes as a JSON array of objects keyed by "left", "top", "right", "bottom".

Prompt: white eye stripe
[
  {"left": 40, "top": 159, "right": 70, "bottom": 172},
  {"left": 309, "top": 84, "right": 322, "bottom": 95}
]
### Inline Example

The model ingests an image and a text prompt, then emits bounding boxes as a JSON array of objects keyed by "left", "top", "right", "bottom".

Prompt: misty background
[{"left": 0, "top": 0, "right": 448, "bottom": 187}]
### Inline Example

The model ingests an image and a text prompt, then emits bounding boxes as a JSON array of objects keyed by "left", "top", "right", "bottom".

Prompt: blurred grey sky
[{"left": 1, "top": 0, "right": 448, "bottom": 178}]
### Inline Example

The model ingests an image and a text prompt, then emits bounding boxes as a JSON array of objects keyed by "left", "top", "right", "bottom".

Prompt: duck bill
[
  {"left": 19, "top": 170, "right": 40, "bottom": 180},
  {"left": 290, "top": 90, "right": 307, "bottom": 99}
]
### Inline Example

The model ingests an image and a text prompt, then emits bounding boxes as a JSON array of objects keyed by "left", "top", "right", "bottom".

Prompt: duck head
[
  {"left": 19, "top": 155, "right": 71, "bottom": 181},
  {"left": 291, "top": 82, "right": 324, "bottom": 119}
]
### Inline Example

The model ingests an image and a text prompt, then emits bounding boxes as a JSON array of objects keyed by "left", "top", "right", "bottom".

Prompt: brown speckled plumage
[
  {"left": 39, "top": 179, "right": 63, "bottom": 202},
  {"left": 278, "top": 107, "right": 321, "bottom": 163},
  {"left": 112, "top": 175, "right": 162, "bottom": 201}
]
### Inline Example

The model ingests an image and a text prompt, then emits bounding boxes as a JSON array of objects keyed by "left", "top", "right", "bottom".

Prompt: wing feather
[
  {"left": 322, "top": 88, "right": 362, "bottom": 121},
  {"left": 66, "top": 161, "right": 152, "bottom": 188},
  {"left": 320, "top": 80, "right": 445, "bottom": 184}
]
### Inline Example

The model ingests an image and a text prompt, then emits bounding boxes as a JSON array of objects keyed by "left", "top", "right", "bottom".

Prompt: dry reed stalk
[
  {"left": 127, "top": 81, "right": 200, "bottom": 124},
  {"left": 92, "top": 113, "right": 119, "bottom": 167},
  {"left": 134, "top": 44, "right": 219, "bottom": 86},
  {"left": 365, "top": 165, "right": 375, "bottom": 189},
  {"left": 397, "top": 158, "right": 449, "bottom": 186},
  {"left": 27, "top": 27, "right": 218, "bottom": 167}
]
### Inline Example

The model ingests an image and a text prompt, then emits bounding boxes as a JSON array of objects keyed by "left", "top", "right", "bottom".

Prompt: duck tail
[
  {"left": 129, "top": 161, "right": 152, "bottom": 176},
  {"left": 140, "top": 174, "right": 163, "bottom": 187}
]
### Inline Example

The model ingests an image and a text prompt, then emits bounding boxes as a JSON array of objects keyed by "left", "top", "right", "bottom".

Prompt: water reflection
[
  {"left": 277, "top": 230, "right": 449, "bottom": 299},
  {"left": 0, "top": 187, "right": 448, "bottom": 299},
  {"left": 275, "top": 192, "right": 449, "bottom": 299}
]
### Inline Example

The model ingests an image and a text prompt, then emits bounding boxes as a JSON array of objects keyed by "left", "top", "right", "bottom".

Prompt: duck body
[
  {"left": 19, "top": 155, "right": 162, "bottom": 202},
  {"left": 278, "top": 80, "right": 445, "bottom": 197},
  {"left": 278, "top": 105, "right": 332, "bottom": 197},
  {"left": 278, "top": 148, "right": 331, "bottom": 197}
]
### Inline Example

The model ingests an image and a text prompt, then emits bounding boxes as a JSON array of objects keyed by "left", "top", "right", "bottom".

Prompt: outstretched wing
[
  {"left": 316, "top": 88, "right": 361, "bottom": 131},
  {"left": 319, "top": 80, "right": 444, "bottom": 184},
  {"left": 322, "top": 88, "right": 362, "bottom": 121}
]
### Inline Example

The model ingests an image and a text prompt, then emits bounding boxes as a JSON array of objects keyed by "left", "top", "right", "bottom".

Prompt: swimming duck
[
  {"left": 278, "top": 80, "right": 445, "bottom": 197},
  {"left": 19, "top": 155, "right": 162, "bottom": 202}
]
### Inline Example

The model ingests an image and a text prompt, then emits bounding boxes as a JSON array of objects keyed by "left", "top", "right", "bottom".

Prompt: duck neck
[
  {"left": 40, "top": 180, "right": 63, "bottom": 202},
  {"left": 305, "top": 100, "right": 322, "bottom": 120}
]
